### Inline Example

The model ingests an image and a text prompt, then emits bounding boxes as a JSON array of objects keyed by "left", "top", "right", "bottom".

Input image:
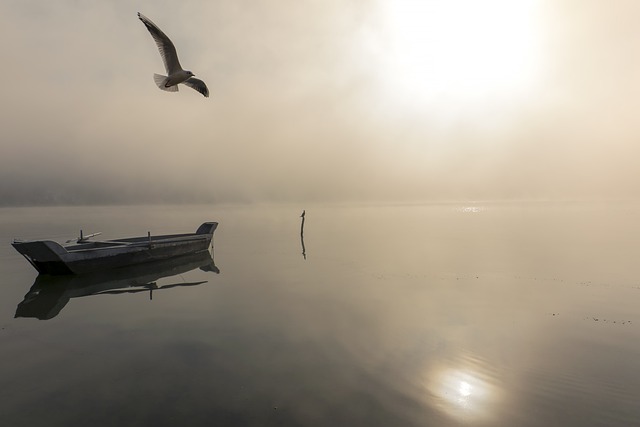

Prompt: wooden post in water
[{"left": 300, "top": 210, "right": 306, "bottom": 260}]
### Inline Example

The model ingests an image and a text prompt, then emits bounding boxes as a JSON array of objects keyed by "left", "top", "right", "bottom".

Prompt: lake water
[{"left": 1, "top": 202, "right": 639, "bottom": 426}]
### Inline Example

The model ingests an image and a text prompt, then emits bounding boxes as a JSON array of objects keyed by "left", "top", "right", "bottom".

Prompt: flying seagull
[{"left": 138, "top": 12, "right": 209, "bottom": 97}]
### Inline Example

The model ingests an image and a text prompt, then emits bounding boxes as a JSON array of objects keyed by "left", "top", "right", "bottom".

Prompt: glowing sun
[{"left": 377, "top": 0, "right": 541, "bottom": 107}]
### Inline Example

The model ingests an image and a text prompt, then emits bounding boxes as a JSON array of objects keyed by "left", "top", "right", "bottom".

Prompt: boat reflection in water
[{"left": 15, "top": 250, "right": 219, "bottom": 320}]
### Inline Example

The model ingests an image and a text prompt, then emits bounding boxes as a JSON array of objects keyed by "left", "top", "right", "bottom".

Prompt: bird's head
[{"left": 186, "top": 71, "right": 195, "bottom": 77}]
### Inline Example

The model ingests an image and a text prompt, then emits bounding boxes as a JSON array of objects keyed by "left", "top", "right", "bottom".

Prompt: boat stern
[{"left": 11, "top": 240, "right": 73, "bottom": 275}]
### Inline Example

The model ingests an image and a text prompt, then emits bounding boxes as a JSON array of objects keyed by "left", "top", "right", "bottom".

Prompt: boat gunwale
[{"left": 65, "top": 234, "right": 210, "bottom": 253}]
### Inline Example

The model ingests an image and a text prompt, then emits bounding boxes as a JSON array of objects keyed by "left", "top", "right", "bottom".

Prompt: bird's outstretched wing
[
  {"left": 138, "top": 12, "right": 182, "bottom": 75},
  {"left": 183, "top": 77, "right": 210, "bottom": 97}
]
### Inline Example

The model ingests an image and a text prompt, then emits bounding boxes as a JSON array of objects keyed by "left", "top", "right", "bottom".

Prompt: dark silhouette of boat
[
  {"left": 15, "top": 249, "right": 219, "bottom": 320},
  {"left": 11, "top": 222, "right": 218, "bottom": 275}
]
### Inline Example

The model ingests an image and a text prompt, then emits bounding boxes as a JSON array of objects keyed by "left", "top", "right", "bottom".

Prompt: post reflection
[{"left": 15, "top": 250, "right": 219, "bottom": 320}]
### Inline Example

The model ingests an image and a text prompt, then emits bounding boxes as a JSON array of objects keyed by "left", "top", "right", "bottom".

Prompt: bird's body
[
  {"left": 138, "top": 12, "right": 209, "bottom": 97},
  {"left": 154, "top": 70, "right": 192, "bottom": 91}
]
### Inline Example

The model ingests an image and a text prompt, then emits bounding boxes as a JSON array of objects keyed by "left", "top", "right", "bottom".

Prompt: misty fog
[{"left": 1, "top": 0, "right": 640, "bottom": 205}]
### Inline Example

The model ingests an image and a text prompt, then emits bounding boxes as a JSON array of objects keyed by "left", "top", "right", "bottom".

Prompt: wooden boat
[
  {"left": 11, "top": 222, "right": 218, "bottom": 275},
  {"left": 16, "top": 249, "right": 219, "bottom": 320}
]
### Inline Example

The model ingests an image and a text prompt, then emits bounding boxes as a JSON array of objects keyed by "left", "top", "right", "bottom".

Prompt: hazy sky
[{"left": 2, "top": 0, "right": 640, "bottom": 205}]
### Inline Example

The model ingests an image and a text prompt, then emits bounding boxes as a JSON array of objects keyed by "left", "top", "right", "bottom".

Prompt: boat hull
[{"left": 12, "top": 222, "right": 218, "bottom": 275}]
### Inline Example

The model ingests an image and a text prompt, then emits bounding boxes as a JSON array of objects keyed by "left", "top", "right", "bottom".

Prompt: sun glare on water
[
  {"left": 376, "top": 0, "right": 541, "bottom": 109},
  {"left": 426, "top": 367, "right": 501, "bottom": 422}
]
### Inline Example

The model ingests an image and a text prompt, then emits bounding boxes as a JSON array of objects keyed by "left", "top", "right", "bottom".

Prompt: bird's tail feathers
[{"left": 153, "top": 74, "right": 178, "bottom": 92}]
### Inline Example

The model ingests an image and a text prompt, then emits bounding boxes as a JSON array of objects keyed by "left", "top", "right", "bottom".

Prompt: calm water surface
[{"left": 0, "top": 202, "right": 639, "bottom": 426}]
